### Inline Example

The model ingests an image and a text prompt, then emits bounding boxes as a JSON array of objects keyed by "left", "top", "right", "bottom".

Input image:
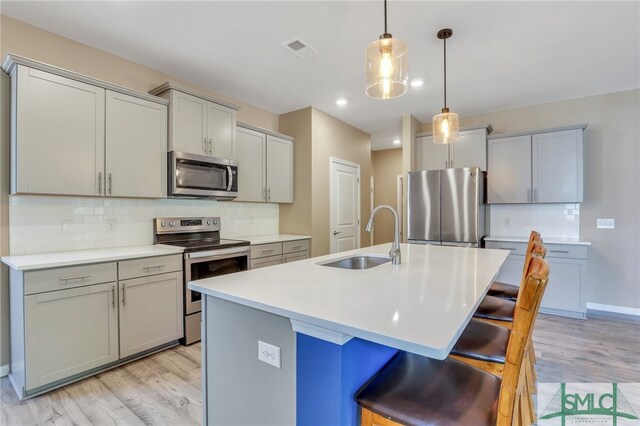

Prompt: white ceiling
[{"left": 2, "top": 1, "right": 639, "bottom": 150}]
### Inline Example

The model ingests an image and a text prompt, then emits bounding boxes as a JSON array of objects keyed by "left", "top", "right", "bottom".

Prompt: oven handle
[
  {"left": 227, "top": 166, "right": 233, "bottom": 191},
  {"left": 186, "top": 245, "right": 251, "bottom": 260}
]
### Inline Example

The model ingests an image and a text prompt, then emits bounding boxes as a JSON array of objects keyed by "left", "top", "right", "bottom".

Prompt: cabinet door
[
  {"left": 170, "top": 90, "right": 208, "bottom": 155},
  {"left": 487, "top": 136, "right": 532, "bottom": 203},
  {"left": 15, "top": 66, "right": 105, "bottom": 196},
  {"left": 119, "top": 272, "right": 183, "bottom": 358},
  {"left": 283, "top": 251, "right": 309, "bottom": 263},
  {"left": 207, "top": 102, "right": 236, "bottom": 159},
  {"left": 250, "top": 255, "right": 283, "bottom": 270},
  {"left": 266, "top": 136, "right": 294, "bottom": 203},
  {"left": 493, "top": 255, "right": 525, "bottom": 286},
  {"left": 532, "top": 129, "right": 583, "bottom": 203},
  {"left": 450, "top": 128, "right": 487, "bottom": 170},
  {"left": 416, "top": 135, "right": 449, "bottom": 170},
  {"left": 541, "top": 258, "right": 585, "bottom": 314},
  {"left": 235, "top": 127, "right": 266, "bottom": 202},
  {"left": 24, "top": 282, "right": 118, "bottom": 390},
  {"left": 105, "top": 91, "right": 167, "bottom": 198}
]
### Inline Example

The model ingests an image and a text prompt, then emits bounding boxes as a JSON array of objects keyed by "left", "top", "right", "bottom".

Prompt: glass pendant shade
[
  {"left": 432, "top": 109, "right": 459, "bottom": 144},
  {"left": 365, "top": 37, "right": 408, "bottom": 99}
]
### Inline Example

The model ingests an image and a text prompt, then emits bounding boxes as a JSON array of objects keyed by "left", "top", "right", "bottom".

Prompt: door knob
[{"left": 333, "top": 231, "right": 341, "bottom": 236}]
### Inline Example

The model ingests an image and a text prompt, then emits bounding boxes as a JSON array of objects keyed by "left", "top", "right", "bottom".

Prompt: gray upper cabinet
[
  {"left": 488, "top": 125, "right": 586, "bottom": 204},
  {"left": 150, "top": 82, "right": 239, "bottom": 159},
  {"left": 416, "top": 126, "right": 490, "bottom": 171},
  {"left": 235, "top": 123, "right": 294, "bottom": 203},
  {"left": 2, "top": 55, "right": 169, "bottom": 198}
]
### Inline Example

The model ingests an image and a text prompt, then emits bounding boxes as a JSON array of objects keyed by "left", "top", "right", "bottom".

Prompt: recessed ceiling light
[
  {"left": 336, "top": 98, "right": 348, "bottom": 106},
  {"left": 393, "top": 139, "right": 401, "bottom": 145},
  {"left": 410, "top": 79, "right": 424, "bottom": 88}
]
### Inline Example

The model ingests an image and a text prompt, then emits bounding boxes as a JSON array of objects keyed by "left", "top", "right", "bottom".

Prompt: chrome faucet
[{"left": 365, "top": 205, "right": 401, "bottom": 265}]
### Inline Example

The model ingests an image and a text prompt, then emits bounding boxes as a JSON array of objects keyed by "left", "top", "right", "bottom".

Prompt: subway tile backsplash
[
  {"left": 489, "top": 204, "right": 580, "bottom": 239},
  {"left": 9, "top": 196, "right": 279, "bottom": 255}
]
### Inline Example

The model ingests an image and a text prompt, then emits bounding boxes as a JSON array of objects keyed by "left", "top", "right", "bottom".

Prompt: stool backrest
[{"left": 497, "top": 255, "right": 549, "bottom": 425}]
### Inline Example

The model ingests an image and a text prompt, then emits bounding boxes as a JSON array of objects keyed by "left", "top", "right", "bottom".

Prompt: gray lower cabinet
[
  {"left": 486, "top": 240, "right": 588, "bottom": 318},
  {"left": 9, "top": 254, "right": 183, "bottom": 399},
  {"left": 250, "top": 239, "right": 310, "bottom": 269}
]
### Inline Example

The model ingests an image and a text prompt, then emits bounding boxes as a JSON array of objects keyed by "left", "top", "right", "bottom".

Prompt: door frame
[{"left": 329, "top": 157, "right": 361, "bottom": 253}]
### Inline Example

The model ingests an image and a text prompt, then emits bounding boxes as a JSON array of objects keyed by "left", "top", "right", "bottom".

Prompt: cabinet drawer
[
  {"left": 251, "top": 243, "right": 283, "bottom": 259},
  {"left": 283, "top": 252, "right": 309, "bottom": 263},
  {"left": 25, "top": 262, "right": 117, "bottom": 295},
  {"left": 485, "top": 241, "right": 528, "bottom": 256},
  {"left": 118, "top": 255, "right": 182, "bottom": 280},
  {"left": 283, "top": 239, "right": 310, "bottom": 254},
  {"left": 545, "top": 244, "right": 587, "bottom": 260},
  {"left": 250, "top": 255, "right": 282, "bottom": 270}
]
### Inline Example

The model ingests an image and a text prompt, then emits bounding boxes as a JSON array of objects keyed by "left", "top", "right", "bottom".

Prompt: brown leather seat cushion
[
  {"left": 450, "top": 318, "right": 510, "bottom": 363},
  {"left": 474, "top": 295, "right": 515, "bottom": 322},
  {"left": 356, "top": 352, "right": 500, "bottom": 426},
  {"left": 487, "top": 281, "right": 519, "bottom": 301}
]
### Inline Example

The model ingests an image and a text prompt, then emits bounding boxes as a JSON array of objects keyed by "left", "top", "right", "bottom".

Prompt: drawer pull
[
  {"left": 550, "top": 250, "right": 570, "bottom": 254},
  {"left": 261, "top": 249, "right": 274, "bottom": 254},
  {"left": 142, "top": 265, "right": 166, "bottom": 271},
  {"left": 502, "top": 247, "right": 518, "bottom": 251},
  {"left": 59, "top": 274, "right": 92, "bottom": 282},
  {"left": 291, "top": 246, "right": 302, "bottom": 250}
]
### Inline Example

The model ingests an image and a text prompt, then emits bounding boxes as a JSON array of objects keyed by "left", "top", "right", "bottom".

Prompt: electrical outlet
[
  {"left": 258, "top": 340, "right": 281, "bottom": 368},
  {"left": 596, "top": 219, "right": 615, "bottom": 229},
  {"left": 106, "top": 219, "right": 117, "bottom": 233},
  {"left": 504, "top": 217, "right": 511, "bottom": 226}
]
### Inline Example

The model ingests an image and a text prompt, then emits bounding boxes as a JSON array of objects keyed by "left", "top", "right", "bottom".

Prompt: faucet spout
[{"left": 365, "top": 205, "right": 401, "bottom": 265}]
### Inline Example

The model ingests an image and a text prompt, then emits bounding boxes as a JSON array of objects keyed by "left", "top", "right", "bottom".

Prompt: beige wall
[
  {"left": 421, "top": 90, "right": 640, "bottom": 310},
  {"left": 279, "top": 108, "right": 372, "bottom": 256},
  {"left": 371, "top": 149, "right": 402, "bottom": 245},
  {"left": 279, "top": 108, "right": 313, "bottom": 238},
  {"left": 0, "top": 15, "right": 279, "bottom": 131}
]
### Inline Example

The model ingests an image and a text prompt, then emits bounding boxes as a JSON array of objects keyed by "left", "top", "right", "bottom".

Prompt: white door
[
  {"left": 15, "top": 66, "right": 105, "bottom": 196},
  {"left": 487, "top": 135, "right": 532, "bottom": 203},
  {"left": 235, "top": 127, "right": 266, "bottom": 202},
  {"left": 171, "top": 90, "right": 208, "bottom": 155},
  {"left": 330, "top": 158, "right": 360, "bottom": 253},
  {"left": 266, "top": 135, "right": 294, "bottom": 203},
  {"left": 105, "top": 91, "right": 167, "bottom": 198},
  {"left": 207, "top": 102, "right": 236, "bottom": 159},
  {"left": 119, "top": 272, "right": 183, "bottom": 358},
  {"left": 532, "top": 129, "right": 583, "bottom": 203},
  {"left": 416, "top": 135, "right": 449, "bottom": 170}
]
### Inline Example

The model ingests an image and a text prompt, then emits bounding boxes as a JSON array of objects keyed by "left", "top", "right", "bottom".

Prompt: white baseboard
[
  {"left": 0, "top": 364, "right": 8, "bottom": 377},
  {"left": 587, "top": 302, "right": 640, "bottom": 317}
]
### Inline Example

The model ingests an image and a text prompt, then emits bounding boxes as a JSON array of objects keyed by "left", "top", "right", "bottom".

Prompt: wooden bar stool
[
  {"left": 487, "top": 231, "right": 541, "bottom": 301},
  {"left": 356, "top": 257, "right": 550, "bottom": 426}
]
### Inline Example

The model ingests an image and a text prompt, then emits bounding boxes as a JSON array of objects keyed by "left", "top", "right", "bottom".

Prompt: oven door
[
  {"left": 169, "top": 151, "right": 238, "bottom": 199},
  {"left": 184, "top": 246, "right": 250, "bottom": 315}
]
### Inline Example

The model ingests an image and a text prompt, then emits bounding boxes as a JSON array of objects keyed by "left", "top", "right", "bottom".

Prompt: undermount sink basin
[{"left": 320, "top": 255, "right": 391, "bottom": 270}]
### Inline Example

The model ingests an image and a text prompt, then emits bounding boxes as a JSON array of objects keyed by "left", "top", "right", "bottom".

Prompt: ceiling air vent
[{"left": 281, "top": 38, "right": 318, "bottom": 60}]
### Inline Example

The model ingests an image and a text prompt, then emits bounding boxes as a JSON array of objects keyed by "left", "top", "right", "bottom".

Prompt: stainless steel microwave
[{"left": 168, "top": 151, "right": 238, "bottom": 200}]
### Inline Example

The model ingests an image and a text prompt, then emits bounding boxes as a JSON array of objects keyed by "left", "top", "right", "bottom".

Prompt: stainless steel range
[{"left": 153, "top": 217, "right": 250, "bottom": 345}]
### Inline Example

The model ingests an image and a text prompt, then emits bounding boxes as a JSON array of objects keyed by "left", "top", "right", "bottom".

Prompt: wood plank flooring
[{"left": 1, "top": 313, "right": 639, "bottom": 425}]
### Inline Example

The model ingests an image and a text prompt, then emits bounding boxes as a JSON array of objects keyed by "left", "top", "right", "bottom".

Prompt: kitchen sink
[{"left": 319, "top": 255, "right": 391, "bottom": 270}]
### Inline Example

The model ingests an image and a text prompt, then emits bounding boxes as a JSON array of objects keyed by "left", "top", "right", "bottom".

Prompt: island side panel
[{"left": 203, "top": 295, "right": 296, "bottom": 426}]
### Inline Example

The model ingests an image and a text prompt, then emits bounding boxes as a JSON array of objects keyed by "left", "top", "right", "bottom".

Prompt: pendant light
[
  {"left": 432, "top": 28, "right": 459, "bottom": 144},
  {"left": 365, "top": 0, "right": 408, "bottom": 99}
]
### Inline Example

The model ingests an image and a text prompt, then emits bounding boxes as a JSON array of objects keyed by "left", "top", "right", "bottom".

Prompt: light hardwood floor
[{"left": 1, "top": 313, "right": 639, "bottom": 425}]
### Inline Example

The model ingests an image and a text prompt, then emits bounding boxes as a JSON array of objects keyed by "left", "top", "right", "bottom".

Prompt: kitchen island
[{"left": 189, "top": 243, "right": 509, "bottom": 425}]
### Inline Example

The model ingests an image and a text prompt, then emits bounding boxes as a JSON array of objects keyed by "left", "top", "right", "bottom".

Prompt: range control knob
[
  {"left": 160, "top": 221, "right": 166, "bottom": 227},
  {"left": 169, "top": 221, "right": 176, "bottom": 227},
  {"left": 213, "top": 219, "right": 218, "bottom": 225},
  {"left": 207, "top": 220, "right": 212, "bottom": 225}
]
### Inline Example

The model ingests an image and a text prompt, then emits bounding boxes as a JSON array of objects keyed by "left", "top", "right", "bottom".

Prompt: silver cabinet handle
[
  {"left": 291, "top": 245, "right": 302, "bottom": 250},
  {"left": 208, "top": 138, "right": 213, "bottom": 155},
  {"left": 263, "top": 188, "right": 267, "bottom": 201},
  {"left": 203, "top": 138, "right": 208, "bottom": 154},
  {"left": 333, "top": 231, "right": 341, "bottom": 236},
  {"left": 142, "top": 265, "right": 165, "bottom": 271},
  {"left": 261, "top": 249, "right": 274, "bottom": 254},
  {"left": 267, "top": 188, "right": 271, "bottom": 201},
  {"left": 111, "top": 285, "right": 115, "bottom": 309},
  {"left": 59, "top": 274, "right": 92, "bottom": 282},
  {"left": 549, "top": 250, "right": 570, "bottom": 254},
  {"left": 502, "top": 247, "right": 518, "bottom": 252},
  {"left": 108, "top": 173, "right": 112, "bottom": 195},
  {"left": 121, "top": 284, "right": 126, "bottom": 306},
  {"left": 98, "top": 172, "right": 102, "bottom": 195}
]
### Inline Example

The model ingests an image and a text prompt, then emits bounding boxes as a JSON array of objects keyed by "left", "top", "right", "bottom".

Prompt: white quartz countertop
[
  {"left": 189, "top": 243, "right": 509, "bottom": 359},
  {"left": 1, "top": 245, "right": 184, "bottom": 271},
  {"left": 486, "top": 236, "right": 591, "bottom": 246},
  {"left": 231, "top": 234, "right": 311, "bottom": 245}
]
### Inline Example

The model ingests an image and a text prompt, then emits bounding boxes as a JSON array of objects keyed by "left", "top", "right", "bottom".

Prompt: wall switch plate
[
  {"left": 258, "top": 340, "right": 281, "bottom": 368},
  {"left": 596, "top": 218, "right": 615, "bottom": 229},
  {"left": 106, "top": 219, "right": 117, "bottom": 233}
]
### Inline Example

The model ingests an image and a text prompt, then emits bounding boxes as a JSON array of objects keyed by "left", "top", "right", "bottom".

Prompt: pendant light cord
[
  {"left": 384, "top": 0, "right": 388, "bottom": 34},
  {"left": 443, "top": 36, "right": 447, "bottom": 108}
]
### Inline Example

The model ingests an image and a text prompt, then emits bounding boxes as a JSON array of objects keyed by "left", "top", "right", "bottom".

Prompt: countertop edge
[
  {"left": 231, "top": 234, "right": 311, "bottom": 245},
  {"left": 485, "top": 236, "right": 591, "bottom": 246}
]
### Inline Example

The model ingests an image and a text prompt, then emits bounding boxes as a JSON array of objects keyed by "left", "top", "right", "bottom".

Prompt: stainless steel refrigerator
[{"left": 407, "top": 167, "right": 486, "bottom": 246}]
